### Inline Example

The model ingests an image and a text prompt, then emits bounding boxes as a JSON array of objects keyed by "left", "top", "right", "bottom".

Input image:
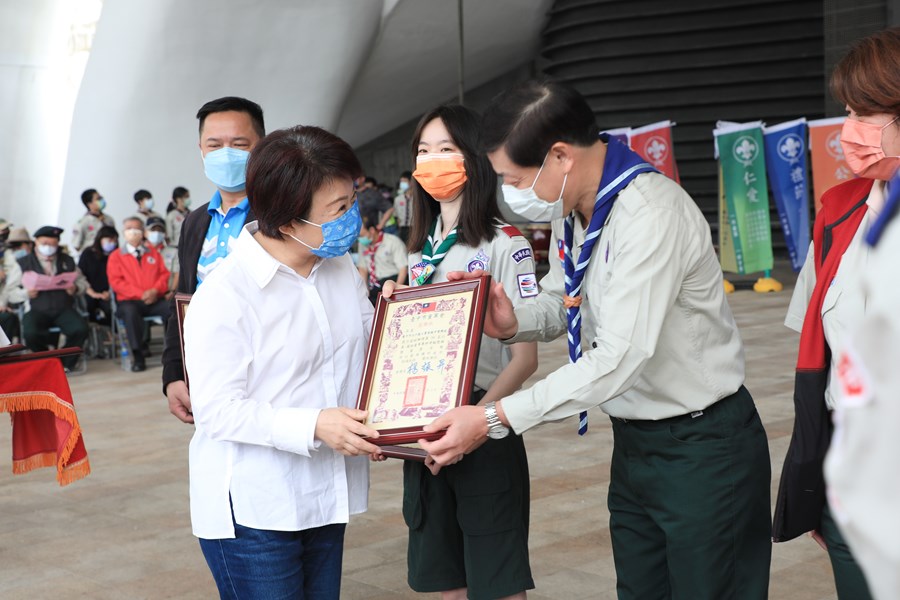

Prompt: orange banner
[
  {"left": 630, "top": 121, "right": 680, "bottom": 183},
  {"left": 808, "top": 117, "right": 852, "bottom": 213}
]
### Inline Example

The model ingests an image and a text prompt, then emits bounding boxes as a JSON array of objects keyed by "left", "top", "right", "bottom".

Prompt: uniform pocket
[
  {"left": 402, "top": 461, "right": 425, "bottom": 531},
  {"left": 455, "top": 465, "right": 515, "bottom": 535}
]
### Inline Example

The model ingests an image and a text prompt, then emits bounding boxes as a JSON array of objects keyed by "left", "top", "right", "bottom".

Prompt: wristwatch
[{"left": 484, "top": 402, "right": 509, "bottom": 439}]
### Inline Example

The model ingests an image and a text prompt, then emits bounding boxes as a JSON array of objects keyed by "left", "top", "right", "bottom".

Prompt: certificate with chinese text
[{"left": 356, "top": 276, "right": 490, "bottom": 459}]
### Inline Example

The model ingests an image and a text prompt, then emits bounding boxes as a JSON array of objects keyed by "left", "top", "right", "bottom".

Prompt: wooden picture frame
[{"left": 356, "top": 275, "right": 491, "bottom": 461}]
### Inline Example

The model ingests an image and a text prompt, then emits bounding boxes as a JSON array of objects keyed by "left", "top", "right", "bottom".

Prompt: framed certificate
[
  {"left": 174, "top": 293, "right": 192, "bottom": 388},
  {"left": 356, "top": 275, "right": 491, "bottom": 460}
]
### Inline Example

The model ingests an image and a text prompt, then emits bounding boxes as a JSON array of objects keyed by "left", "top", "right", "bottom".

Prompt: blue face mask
[
  {"left": 98, "top": 198, "right": 107, "bottom": 211},
  {"left": 287, "top": 202, "right": 362, "bottom": 259},
  {"left": 13, "top": 248, "right": 27, "bottom": 260},
  {"left": 357, "top": 236, "right": 372, "bottom": 247},
  {"left": 203, "top": 147, "right": 250, "bottom": 193}
]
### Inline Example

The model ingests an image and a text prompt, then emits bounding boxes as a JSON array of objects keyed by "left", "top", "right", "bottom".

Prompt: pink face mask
[{"left": 840, "top": 116, "right": 900, "bottom": 180}]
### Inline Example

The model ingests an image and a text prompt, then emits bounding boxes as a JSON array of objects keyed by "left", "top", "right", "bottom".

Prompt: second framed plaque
[{"left": 356, "top": 275, "right": 491, "bottom": 460}]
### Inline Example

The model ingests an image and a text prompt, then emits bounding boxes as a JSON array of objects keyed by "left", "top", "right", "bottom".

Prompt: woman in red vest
[{"left": 774, "top": 27, "right": 899, "bottom": 600}]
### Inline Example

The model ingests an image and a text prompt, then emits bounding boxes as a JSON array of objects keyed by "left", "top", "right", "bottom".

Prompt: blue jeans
[{"left": 199, "top": 519, "right": 347, "bottom": 600}]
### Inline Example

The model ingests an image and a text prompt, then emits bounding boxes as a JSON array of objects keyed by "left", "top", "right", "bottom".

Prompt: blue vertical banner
[{"left": 763, "top": 118, "right": 811, "bottom": 272}]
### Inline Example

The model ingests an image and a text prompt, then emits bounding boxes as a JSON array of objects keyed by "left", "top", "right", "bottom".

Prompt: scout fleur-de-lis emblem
[
  {"left": 733, "top": 136, "right": 758, "bottom": 166},
  {"left": 777, "top": 134, "right": 803, "bottom": 162},
  {"left": 644, "top": 136, "right": 668, "bottom": 165}
]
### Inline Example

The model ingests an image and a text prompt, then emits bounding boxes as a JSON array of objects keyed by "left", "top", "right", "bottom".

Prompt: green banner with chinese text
[{"left": 714, "top": 123, "right": 774, "bottom": 275}]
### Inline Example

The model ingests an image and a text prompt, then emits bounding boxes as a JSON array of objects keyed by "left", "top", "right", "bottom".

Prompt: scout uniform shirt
[
  {"left": 503, "top": 171, "right": 745, "bottom": 429},
  {"left": 824, "top": 181, "right": 900, "bottom": 600},
  {"left": 72, "top": 212, "right": 115, "bottom": 253},
  {"left": 357, "top": 232, "right": 407, "bottom": 280},
  {"left": 408, "top": 217, "right": 538, "bottom": 392},
  {"left": 166, "top": 209, "right": 189, "bottom": 248}
]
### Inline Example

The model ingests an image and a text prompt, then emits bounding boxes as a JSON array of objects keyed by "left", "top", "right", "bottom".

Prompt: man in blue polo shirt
[{"left": 162, "top": 97, "right": 264, "bottom": 423}]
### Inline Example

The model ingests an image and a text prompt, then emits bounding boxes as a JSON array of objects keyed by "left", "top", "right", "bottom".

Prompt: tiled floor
[{"left": 0, "top": 262, "right": 841, "bottom": 599}]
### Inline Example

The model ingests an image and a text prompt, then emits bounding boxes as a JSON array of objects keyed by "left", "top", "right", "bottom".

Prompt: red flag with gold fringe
[{"left": 0, "top": 351, "right": 90, "bottom": 485}]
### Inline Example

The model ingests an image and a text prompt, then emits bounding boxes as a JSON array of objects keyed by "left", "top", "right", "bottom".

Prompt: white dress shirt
[
  {"left": 185, "top": 221, "right": 374, "bottom": 539},
  {"left": 504, "top": 172, "right": 745, "bottom": 427}
]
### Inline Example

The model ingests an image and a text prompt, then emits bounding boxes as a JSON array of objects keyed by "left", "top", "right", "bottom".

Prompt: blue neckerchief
[
  {"left": 564, "top": 135, "right": 657, "bottom": 435},
  {"left": 866, "top": 173, "right": 900, "bottom": 247}
]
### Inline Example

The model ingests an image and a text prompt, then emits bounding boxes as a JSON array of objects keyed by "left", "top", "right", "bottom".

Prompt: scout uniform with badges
[
  {"left": 404, "top": 217, "right": 538, "bottom": 600},
  {"left": 409, "top": 218, "right": 538, "bottom": 392},
  {"left": 72, "top": 211, "right": 115, "bottom": 253},
  {"left": 824, "top": 173, "right": 900, "bottom": 600},
  {"left": 501, "top": 137, "right": 772, "bottom": 599},
  {"left": 357, "top": 230, "right": 407, "bottom": 305}
]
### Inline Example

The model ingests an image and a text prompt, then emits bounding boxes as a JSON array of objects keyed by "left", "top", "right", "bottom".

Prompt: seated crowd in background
[{"left": 0, "top": 184, "right": 189, "bottom": 371}]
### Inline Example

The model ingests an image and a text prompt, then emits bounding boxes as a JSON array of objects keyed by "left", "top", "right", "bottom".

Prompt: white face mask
[
  {"left": 147, "top": 231, "right": 165, "bottom": 245},
  {"left": 501, "top": 152, "right": 566, "bottom": 223},
  {"left": 36, "top": 244, "right": 57, "bottom": 257}
]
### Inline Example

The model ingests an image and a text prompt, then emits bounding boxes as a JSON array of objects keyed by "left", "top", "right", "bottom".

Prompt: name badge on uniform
[{"left": 411, "top": 261, "right": 435, "bottom": 286}]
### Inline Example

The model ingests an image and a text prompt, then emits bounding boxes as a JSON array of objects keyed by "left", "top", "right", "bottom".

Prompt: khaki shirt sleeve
[
  {"left": 71, "top": 218, "right": 85, "bottom": 252},
  {"left": 491, "top": 234, "right": 538, "bottom": 309},
  {"left": 502, "top": 203, "right": 691, "bottom": 434},
  {"left": 1, "top": 254, "right": 25, "bottom": 307},
  {"left": 387, "top": 236, "right": 408, "bottom": 275},
  {"left": 785, "top": 242, "right": 815, "bottom": 333},
  {"left": 506, "top": 226, "right": 567, "bottom": 343},
  {"left": 73, "top": 266, "right": 89, "bottom": 295}
]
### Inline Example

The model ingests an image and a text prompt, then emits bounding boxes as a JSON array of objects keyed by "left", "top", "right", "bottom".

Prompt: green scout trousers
[{"left": 608, "top": 386, "right": 772, "bottom": 600}]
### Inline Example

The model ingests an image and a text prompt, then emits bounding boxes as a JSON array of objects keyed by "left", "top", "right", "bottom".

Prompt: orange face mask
[{"left": 413, "top": 153, "right": 468, "bottom": 200}]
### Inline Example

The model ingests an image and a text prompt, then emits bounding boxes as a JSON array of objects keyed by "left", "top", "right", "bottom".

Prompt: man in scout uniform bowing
[{"left": 418, "top": 81, "right": 773, "bottom": 599}]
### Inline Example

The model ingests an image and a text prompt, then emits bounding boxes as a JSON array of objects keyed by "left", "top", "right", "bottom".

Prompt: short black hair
[
  {"left": 246, "top": 126, "right": 363, "bottom": 240},
  {"left": 364, "top": 176, "right": 377, "bottom": 186},
  {"left": 408, "top": 105, "right": 502, "bottom": 251},
  {"left": 400, "top": 171, "right": 412, "bottom": 180},
  {"left": 482, "top": 80, "right": 600, "bottom": 167},
  {"left": 134, "top": 189, "right": 152, "bottom": 203},
  {"left": 81, "top": 188, "right": 98, "bottom": 208},
  {"left": 196, "top": 96, "right": 265, "bottom": 139},
  {"left": 172, "top": 186, "right": 189, "bottom": 200}
]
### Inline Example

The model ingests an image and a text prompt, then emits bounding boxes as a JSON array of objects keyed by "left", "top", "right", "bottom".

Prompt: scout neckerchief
[
  {"left": 412, "top": 217, "right": 458, "bottom": 286},
  {"left": 363, "top": 231, "right": 384, "bottom": 289},
  {"left": 772, "top": 176, "right": 871, "bottom": 542},
  {"left": 564, "top": 135, "right": 656, "bottom": 435}
]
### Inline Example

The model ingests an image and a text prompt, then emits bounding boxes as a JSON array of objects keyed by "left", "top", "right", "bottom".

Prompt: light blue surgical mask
[
  {"left": 287, "top": 202, "right": 362, "bottom": 259},
  {"left": 398, "top": 180, "right": 410, "bottom": 192},
  {"left": 143, "top": 198, "right": 154, "bottom": 210},
  {"left": 357, "top": 235, "right": 372, "bottom": 247},
  {"left": 203, "top": 147, "right": 250, "bottom": 193},
  {"left": 98, "top": 198, "right": 107, "bottom": 211},
  {"left": 13, "top": 248, "right": 27, "bottom": 260},
  {"left": 101, "top": 240, "right": 117, "bottom": 254}
]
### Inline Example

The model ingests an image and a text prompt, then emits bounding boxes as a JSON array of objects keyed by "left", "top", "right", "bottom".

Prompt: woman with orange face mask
[
  {"left": 397, "top": 105, "right": 539, "bottom": 600},
  {"left": 774, "top": 27, "right": 900, "bottom": 600}
]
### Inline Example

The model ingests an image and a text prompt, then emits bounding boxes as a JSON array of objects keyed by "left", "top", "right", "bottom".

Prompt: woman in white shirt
[
  {"left": 775, "top": 28, "right": 900, "bottom": 600},
  {"left": 184, "top": 125, "right": 382, "bottom": 599}
]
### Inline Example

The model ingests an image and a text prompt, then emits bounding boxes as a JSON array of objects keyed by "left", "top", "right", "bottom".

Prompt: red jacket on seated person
[{"left": 106, "top": 244, "right": 169, "bottom": 301}]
